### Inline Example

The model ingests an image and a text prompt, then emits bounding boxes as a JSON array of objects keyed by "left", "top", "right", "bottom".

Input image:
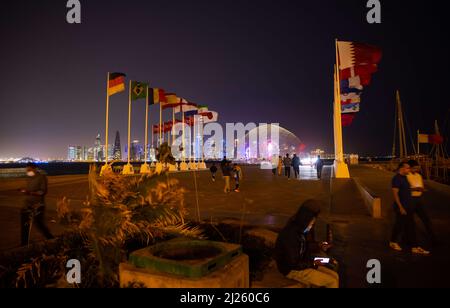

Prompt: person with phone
[{"left": 274, "top": 199, "right": 339, "bottom": 288}]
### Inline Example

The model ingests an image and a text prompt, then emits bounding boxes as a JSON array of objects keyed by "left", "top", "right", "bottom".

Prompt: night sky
[{"left": 1, "top": 0, "right": 449, "bottom": 159}]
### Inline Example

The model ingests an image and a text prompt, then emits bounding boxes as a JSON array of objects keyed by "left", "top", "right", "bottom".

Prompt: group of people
[
  {"left": 272, "top": 154, "right": 325, "bottom": 180},
  {"left": 390, "top": 160, "right": 436, "bottom": 255},
  {"left": 210, "top": 157, "right": 243, "bottom": 193}
]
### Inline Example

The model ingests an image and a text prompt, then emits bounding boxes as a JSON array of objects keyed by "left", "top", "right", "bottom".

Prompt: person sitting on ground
[{"left": 275, "top": 199, "right": 339, "bottom": 288}]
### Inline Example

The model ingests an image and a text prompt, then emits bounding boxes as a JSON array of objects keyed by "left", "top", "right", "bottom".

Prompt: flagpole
[
  {"left": 101, "top": 72, "right": 111, "bottom": 176},
  {"left": 159, "top": 101, "right": 162, "bottom": 147},
  {"left": 182, "top": 111, "right": 186, "bottom": 162},
  {"left": 121, "top": 80, "right": 134, "bottom": 174},
  {"left": 172, "top": 108, "right": 175, "bottom": 147},
  {"left": 334, "top": 39, "right": 350, "bottom": 178},
  {"left": 144, "top": 87, "right": 149, "bottom": 163},
  {"left": 417, "top": 129, "right": 420, "bottom": 156}
]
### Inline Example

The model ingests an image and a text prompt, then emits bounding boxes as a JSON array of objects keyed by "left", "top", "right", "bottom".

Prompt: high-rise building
[
  {"left": 94, "top": 134, "right": 103, "bottom": 161},
  {"left": 113, "top": 131, "right": 122, "bottom": 161},
  {"left": 67, "top": 146, "right": 77, "bottom": 161}
]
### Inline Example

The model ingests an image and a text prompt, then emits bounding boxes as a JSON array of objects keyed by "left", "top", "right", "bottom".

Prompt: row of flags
[
  {"left": 337, "top": 41, "right": 382, "bottom": 127},
  {"left": 107, "top": 73, "right": 219, "bottom": 134}
]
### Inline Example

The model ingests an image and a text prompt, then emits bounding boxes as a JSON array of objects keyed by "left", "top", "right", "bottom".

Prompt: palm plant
[{"left": 78, "top": 165, "right": 202, "bottom": 286}]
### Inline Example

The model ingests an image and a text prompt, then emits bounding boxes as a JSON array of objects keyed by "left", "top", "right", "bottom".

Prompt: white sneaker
[
  {"left": 412, "top": 247, "right": 431, "bottom": 256},
  {"left": 389, "top": 242, "right": 402, "bottom": 251}
]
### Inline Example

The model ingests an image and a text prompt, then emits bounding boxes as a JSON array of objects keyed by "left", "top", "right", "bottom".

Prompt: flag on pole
[
  {"left": 130, "top": 81, "right": 148, "bottom": 101},
  {"left": 419, "top": 134, "right": 444, "bottom": 144},
  {"left": 337, "top": 42, "right": 382, "bottom": 70},
  {"left": 200, "top": 111, "right": 219, "bottom": 123},
  {"left": 174, "top": 102, "right": 198, "bottom": 114},
  {"left": 162, "top": 94, "right": 184, "bottom": 109},
  {"left": 150, "top": 88, "right": 166, "bottom": 105},
  {"left": 108, "top": 73, "right": 126, "bottom": 96},
  {"left": 337, "top": 41, "right": 382, "bottom": 127},
  {"left": 341, "top": 103, "right": 360, "bottom": 114}
]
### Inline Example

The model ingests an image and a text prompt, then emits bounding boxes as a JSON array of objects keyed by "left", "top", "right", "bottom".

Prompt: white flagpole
[
  {"left": 101, "top": 72, "right": 112, "bottom": 176},
  {"left": 334, "top": 39, "right": 350, "bottom": 178},
  {"left": 123, "top": 80, "right": 134, "bottom": 174},
  {"left": 144, "top": 87, "right": 149, "bottom": 163}
]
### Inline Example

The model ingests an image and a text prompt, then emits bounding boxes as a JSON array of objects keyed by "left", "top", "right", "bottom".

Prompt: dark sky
[{"left": 1, "top": 0, "right": 449, "bottom": 159}]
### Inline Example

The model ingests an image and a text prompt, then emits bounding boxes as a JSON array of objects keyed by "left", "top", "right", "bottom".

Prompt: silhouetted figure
[
  {"left": 292, "top": 154, "right": 301, "bottom": 179},
  {"left": 316, "top": 156, "right": 324, "bottom": 179},
  {"left": 407, "top": 160, "right": 436, "bottom": 245},
  {"left": 20, "top": 163, "right": 54, "bottom": 246},
  {"left": 283, "top": 154, "right": 292, "bottom": 179},
  {"left": 390, "top": 162, "right": 430, "bottom": 255}
]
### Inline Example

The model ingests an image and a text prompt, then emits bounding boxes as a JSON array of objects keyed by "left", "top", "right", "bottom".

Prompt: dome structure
[{"left": 243, "top": 124, "right": 305, "bottom": 161}]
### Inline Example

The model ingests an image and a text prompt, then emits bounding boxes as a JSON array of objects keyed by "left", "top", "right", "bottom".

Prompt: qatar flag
[{"left": 337, "top": 41, "right": 382, "bottom": 70}]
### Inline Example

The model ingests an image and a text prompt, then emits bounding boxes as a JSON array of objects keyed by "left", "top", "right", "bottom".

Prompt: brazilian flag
[{"left": 131, "top": 81, "right": 148, "bottom": 101}]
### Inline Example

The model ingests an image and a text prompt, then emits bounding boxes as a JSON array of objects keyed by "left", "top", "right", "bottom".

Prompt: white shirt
[{"left": 407, "top": 172, "right": 424, "bottom": 197}]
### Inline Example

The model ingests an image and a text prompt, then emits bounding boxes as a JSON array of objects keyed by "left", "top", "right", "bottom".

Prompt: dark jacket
[
  {"left": 222, "top": 164, "right": 232, "bottom": 177},
  {"left": 24, "top": 172, "right": 48, "bottom": 207},
  {"left": 292, "top": 156, "right": 301, "bottom": 167},
  {"left": 275, "top": 200, "right": 321, "bottom": 276},
  {"left": 210, "top": 165, "right": 218, "bottom": 173}
]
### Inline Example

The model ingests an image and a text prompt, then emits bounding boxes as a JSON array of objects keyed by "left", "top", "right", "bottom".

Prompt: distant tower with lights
[{"left": 113, "top": 131, "right": 122, "bottom": 161}]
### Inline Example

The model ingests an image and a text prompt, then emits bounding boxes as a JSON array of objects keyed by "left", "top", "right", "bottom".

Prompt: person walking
[
  {"left": 271, "top": 155, "right": 278, "bottom": 175},
  {"left": 390, "top": 162, "right": 430, "bottom": 255},
  {"left": 277, "top": 155, "right": 283, "bottom": 176},
  {"left": 316, "top": 156, "right": 324, "bottom": 179},
  {"left": 19, "top": 163, "right": 54, "bottom": 246},
  {"left": 407, "top": 160, "right": 436, "bottom": 245},
  {"left": 292, "top": 154, "right": 301, "bottom": 179},
  {"left": 222, "top": 161, "right": 232, "bottom": 193},
  {"left": 210, "top": 163, "right": 218, "bottom": 182},
  {"left": 233, "top": 163, "right": 243, "bottom": 192},
  {"left": 283, "top": 154, "right": 292, "bottom": 179}
]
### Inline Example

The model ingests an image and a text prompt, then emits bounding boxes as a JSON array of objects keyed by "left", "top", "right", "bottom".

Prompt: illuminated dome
[{"left": 243, "top": 124, "right": 305, "bottom": 160}]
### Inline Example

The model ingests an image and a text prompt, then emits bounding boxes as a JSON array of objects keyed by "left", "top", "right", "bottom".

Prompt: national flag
[
  {"left": 200, "top": 111, "right": 219, "bottom": 123},
  {"left": 174, "top": 102, "right": 198, "bottom": 114},
  {"left": 108, "top": 72, "right": 126, "bottom": 96},
  {"left": 419, "top": 134, "right": 444, "bottom": 144},
  {"left": 337, "top": 41, "right": 382, "bottom": 70},
  {"left": 131, "top": 81, "right": 148, "bottom": 101},
  {"left": 341, "top": 77, "right": 363, "bottom": 91},
  {"left": 185, "top": 116, "right": 195, "bottom": 127},
  {"left": 150, "top": 88, "right": 166, "bottom": 105},
  {"left": 340, "top": 65, "right": 378, "bottom": 82},
  {"left": 341, "top": 92, "right": 361, "bottom": 102},
  {"left": 197, "top": 105, "right": 208, "bottom": 113},
  {"left": 341, "top": 103, "right": 360, "bottom": 114},
  {"left": 162, "top": 94, "right": 185, "bottom": 109},
  {"left": 341, "top": 114, "right": 356, "bottom": 127}
]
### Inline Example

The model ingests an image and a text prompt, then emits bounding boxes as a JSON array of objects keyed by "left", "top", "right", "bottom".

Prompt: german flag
[{"left": 108, "top": 72, "right": 126, "bottom": 96}]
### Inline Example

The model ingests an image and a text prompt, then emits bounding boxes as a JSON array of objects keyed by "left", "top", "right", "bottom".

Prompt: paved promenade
[{"left": 1, "top": 164, "right": 450, "bottom": 287}]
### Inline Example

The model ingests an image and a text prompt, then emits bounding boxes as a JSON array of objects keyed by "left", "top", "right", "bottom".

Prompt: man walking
[
  {"left": 407, "top": 160, "right": 436, "bottom": 245},
  {"left": 222, "top": 161, "right": 232, "bottom": 193},
  {"left": 316, "top": 156, "right": 324, "bottom": 179},
  {"left": 283, "top": 154, "right": 292, "bottom": 179},
  {"left": 292, "top": 154, "right": 301, "bottom": 179},
  {"left": 390, "top": 162, "right": 430, "bottom": 255},
  {"left": 20, "top": 163, "right": 54, "bottom": 246}
]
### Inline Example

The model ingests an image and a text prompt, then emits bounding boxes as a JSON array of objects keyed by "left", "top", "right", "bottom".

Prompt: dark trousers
[
  {"left": 284, "top": 167, "right": 291, "bottom": 178},
  {"left": 317, "top": 166, "right": 323, "bottom": 179},
  {"left": 21, "top": 206, "right": 54, "bottom": 246},
  {"left": 391, "top": 204, "right": 417, "bottom": 247},
  {"left": 293, "top": 166, "right": 300, "bottom": 179},
  {"left": 412, "top": 197, "right": 436, "bottom": 243}
]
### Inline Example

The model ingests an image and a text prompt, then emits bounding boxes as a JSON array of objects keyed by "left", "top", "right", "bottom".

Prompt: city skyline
[{"left": 1, "top": 1, "right": 449, "bottom": 159}]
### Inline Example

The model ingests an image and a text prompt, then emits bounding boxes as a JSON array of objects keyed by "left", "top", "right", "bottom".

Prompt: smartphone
[{"left": 314, "top": 257, "right": 330, "bottom": 264}]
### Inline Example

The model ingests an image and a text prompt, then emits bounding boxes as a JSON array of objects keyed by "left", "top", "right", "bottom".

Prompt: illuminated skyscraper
[{"left": 113, "top": 131, "right": 122, "bottom": 161}]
